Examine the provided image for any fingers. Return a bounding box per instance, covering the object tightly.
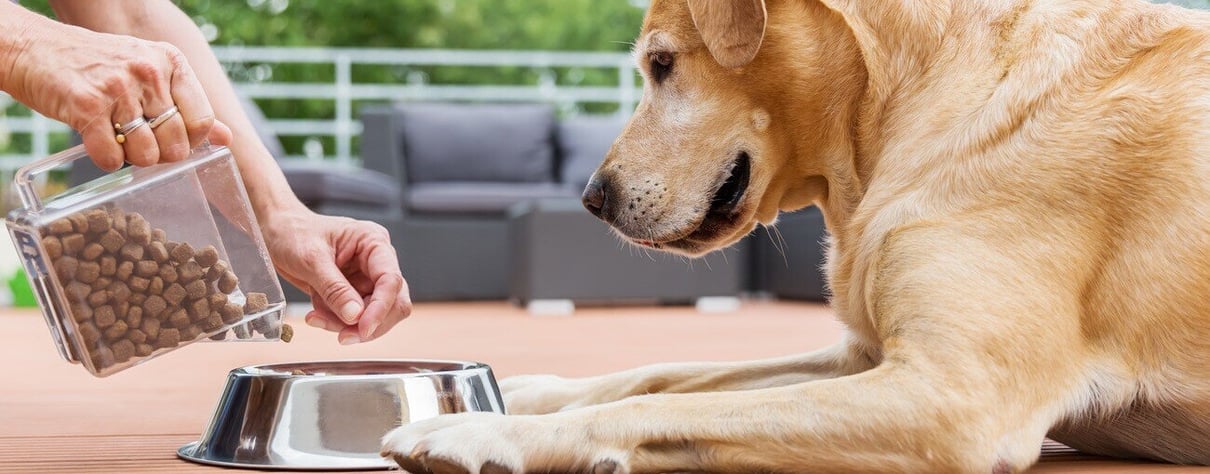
[353,237,410,341]
[163,45,216,148]
[80,116,125,172]
[307,255,368,326]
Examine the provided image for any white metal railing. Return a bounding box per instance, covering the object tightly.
[0,46,640,171]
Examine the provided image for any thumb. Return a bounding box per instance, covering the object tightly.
[305,261,364,325]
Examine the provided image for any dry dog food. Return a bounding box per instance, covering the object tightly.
[42,205,275,371]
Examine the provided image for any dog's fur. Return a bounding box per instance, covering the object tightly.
[382,0,1210,471]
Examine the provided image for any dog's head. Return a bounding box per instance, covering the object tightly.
[584,0,858,256]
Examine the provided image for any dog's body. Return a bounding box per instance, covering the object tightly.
[383,0,1210,471]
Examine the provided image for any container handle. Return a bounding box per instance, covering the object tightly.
[12,144,91,212]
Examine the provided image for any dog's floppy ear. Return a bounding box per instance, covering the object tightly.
[687,0,767,68]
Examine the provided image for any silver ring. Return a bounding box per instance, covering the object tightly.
[113,116,148,144]
[146,105,179,129]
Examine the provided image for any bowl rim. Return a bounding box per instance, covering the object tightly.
[234,358,492,378]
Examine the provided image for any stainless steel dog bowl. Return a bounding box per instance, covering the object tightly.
[178,359,505,470]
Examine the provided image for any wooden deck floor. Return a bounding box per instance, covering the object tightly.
[0,301,1205,473]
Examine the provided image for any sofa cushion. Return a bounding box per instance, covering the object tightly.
[409,182,576,214]
[557,116,626,192]
[398,103,556,184]
[279,161,402,209]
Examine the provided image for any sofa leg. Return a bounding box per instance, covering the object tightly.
[527,299,576,316]
[695,296,741,313]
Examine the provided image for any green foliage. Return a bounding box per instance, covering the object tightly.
[176,0,643,51]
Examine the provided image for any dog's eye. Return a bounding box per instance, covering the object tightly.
[649,52,674,83]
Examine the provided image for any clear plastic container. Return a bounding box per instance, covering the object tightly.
[5,144,286,377]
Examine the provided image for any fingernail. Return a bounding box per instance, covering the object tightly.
[362,320,381,340]
[339,333,361,345]
[305,315,325,329]
[340,301,362,323]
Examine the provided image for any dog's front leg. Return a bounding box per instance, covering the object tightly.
[382,225,1093,473]
[502,338,876,414]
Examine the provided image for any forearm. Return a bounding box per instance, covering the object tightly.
[49,0,305,218]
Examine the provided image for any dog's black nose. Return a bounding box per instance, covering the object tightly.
[582,176,608,220]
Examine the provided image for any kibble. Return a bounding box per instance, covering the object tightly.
[135,260,158,278]
[68,214,88,234]
[127,214,151,245]
[195,245,219,267]
[111,339,135,363]
[143,295,168,318]
[65,281,91,301]
[280,324,294,343]
[103,320,128,341]
[81,243,104,261]
[126,306,143,328]
[85,209,110,234]
[141,318,160,340]
[178,261,203,283]
[79,322,101,347]
[42,206,274,372]
[70,303,92,323]
[206,261,228,282]
[94,305,116,328]
[156,328,180,349]
[148,277,164,296]
[76,262,100,284]
[158,265,178,284]
[119,243,144,262]
[170,242,193,264]
[55,257,79,284]
[148,241,169,263]
[185,280,208,300]
[42,236,62,259]
[163,283,186,306]
[116,261,134,280]
[188,298,210,321]
[99,256,116,277]
[219,302,243,324]
[62,234,85,255]
[244,292,268,313]
[217,271,238,294]
[127,328,147,345]
[128,276,149,293]
[99,229,125,253]
[87,290,109,307]
[48,219,73,235]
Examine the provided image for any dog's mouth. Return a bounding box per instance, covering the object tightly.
[634,152,751,253]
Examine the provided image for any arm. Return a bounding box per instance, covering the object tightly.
[48,0,412,343]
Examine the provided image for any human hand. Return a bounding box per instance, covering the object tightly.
[1,13,230,171]
[261,207,412,344]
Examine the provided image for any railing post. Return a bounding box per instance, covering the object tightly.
[31,113,49,160]
[617,59,636,119]
[335,53,353,165]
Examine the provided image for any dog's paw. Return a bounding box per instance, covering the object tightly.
[499,374,590,414]
[380,412,629,474]
[381,412,523,474]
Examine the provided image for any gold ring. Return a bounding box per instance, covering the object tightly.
[113,116,148,144]
[146,105,179,129]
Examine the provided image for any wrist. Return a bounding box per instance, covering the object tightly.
[0,4,41,95]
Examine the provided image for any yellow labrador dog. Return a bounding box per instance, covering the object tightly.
[383,0,1210,471]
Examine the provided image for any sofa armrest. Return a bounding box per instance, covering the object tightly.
[359,104,411,208]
